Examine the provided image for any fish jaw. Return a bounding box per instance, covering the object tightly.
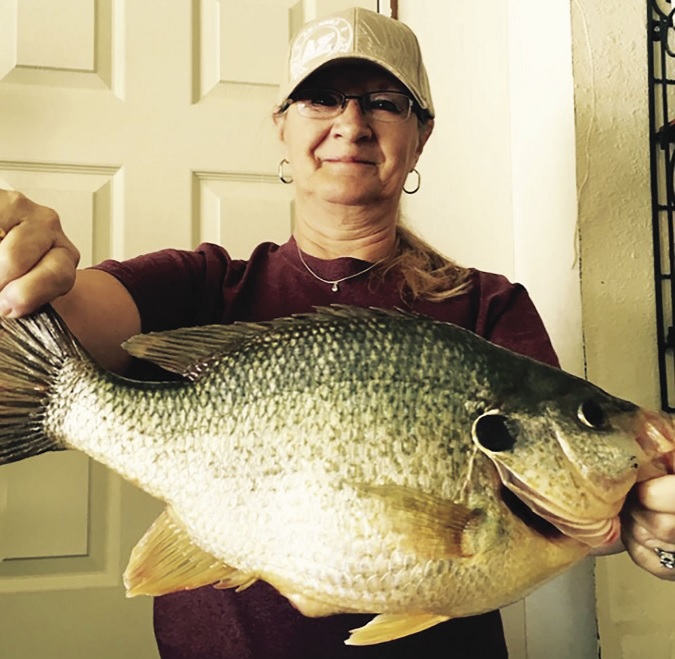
[633,409,675,481]
[493,462,623,547]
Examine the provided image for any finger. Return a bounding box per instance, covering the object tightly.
[0,194,78,284]
[623,533,675,580]
[624,481,675,546]
[635,475,675,514]
[0,192,57,247]
[630,509,675,545]
[0,246,78,317]
[626,510,675,548]
[0,190,33,227]
[0,233,53,289]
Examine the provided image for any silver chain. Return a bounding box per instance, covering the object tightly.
[296,246,380,292]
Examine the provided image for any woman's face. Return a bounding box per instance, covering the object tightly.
[276,62,433,210]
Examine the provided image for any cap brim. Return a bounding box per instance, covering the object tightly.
[279,56,433,116]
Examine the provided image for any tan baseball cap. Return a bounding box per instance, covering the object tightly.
[280,7,434,118]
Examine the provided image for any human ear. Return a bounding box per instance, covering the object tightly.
[409,119,434,171]
[273,111,286,144]
[416,119,434,156]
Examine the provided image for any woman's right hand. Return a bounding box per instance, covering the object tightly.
[0,189,80,317]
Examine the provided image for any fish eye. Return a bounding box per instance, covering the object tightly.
[577,399,608,430]
[472,413,517,453]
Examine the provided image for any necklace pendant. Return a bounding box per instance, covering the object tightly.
[331,282,339,292]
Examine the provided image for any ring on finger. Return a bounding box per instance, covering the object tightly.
[654,547,675,569]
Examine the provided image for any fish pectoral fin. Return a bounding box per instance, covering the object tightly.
[124,506,249,597]
[346,613,451,646]
[355,483,486,558]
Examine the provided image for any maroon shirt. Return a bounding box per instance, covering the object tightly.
[94,237,558,659]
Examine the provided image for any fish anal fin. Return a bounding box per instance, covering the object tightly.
[124,506,255,597]
[346,613,451,645]
[214,572,258,592]
[355,483,487,558]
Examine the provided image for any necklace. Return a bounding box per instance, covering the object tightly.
[297,245,381,292]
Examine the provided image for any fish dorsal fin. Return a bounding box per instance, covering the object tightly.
[121,306,426,378]
[124,506,256,596]
[354,483,488,559]
[122,323,267,378]
[346,613,451,645]
[301,305,422,321]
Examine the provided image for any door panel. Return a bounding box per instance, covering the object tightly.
[0,1,377,657]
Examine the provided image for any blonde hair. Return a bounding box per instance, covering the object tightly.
[374,223,472,302]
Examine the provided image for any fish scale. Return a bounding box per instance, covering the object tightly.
[0,305,673,645]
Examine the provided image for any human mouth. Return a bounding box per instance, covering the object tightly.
[322,156,377,166]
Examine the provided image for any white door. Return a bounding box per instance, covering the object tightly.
[0,1,379,657]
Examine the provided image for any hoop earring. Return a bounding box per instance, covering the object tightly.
[403,168,421,194]
[278,158,293,184]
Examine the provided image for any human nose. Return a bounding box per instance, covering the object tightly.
[331,99,372,140]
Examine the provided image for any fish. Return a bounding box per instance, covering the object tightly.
[0,304,672,645]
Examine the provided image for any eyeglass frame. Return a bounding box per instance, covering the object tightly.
[278,89,431,124]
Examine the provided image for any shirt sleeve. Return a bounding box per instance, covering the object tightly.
[472,271,560,368]
[90,243,237,332]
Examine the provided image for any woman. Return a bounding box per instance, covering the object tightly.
[0,7,672,659]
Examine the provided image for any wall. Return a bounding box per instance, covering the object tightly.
[399,1,596,658]
[571,0,675,656]
[398,0,584,369]
[402,0,671,656]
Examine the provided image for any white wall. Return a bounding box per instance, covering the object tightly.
[571,0,675,657]
[399,1,597,658]
[399,1,515,278]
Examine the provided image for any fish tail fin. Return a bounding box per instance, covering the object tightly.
[0,305,86,464]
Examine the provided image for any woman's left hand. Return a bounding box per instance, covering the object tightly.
[621,474,675,580]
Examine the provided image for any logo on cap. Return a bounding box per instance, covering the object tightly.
[290,17,354,81]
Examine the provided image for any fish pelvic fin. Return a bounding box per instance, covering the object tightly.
[124,506,256,597]
[354,483,488,558]
[346,613,451,646]
[0,305,84,463]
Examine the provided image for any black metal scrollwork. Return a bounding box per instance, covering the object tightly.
[649,0,675,410]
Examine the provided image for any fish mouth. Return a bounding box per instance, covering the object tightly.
[634,409,675,479]
[495,465,621,547]
[500,486,564,541]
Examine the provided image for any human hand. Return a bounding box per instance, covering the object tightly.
[0,189,80,317]
[621,473,675,580]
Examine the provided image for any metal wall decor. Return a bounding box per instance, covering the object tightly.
[649,0,675,410]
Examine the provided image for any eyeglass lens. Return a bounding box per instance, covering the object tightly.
[291,90,413,122]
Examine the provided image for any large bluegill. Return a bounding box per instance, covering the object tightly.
[0,306,672,645]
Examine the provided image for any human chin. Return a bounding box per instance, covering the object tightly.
[316,177,382,205]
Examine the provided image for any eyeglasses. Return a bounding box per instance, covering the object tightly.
[280,89,419,123]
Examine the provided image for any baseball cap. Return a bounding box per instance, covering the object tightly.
[279,7,434,119]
